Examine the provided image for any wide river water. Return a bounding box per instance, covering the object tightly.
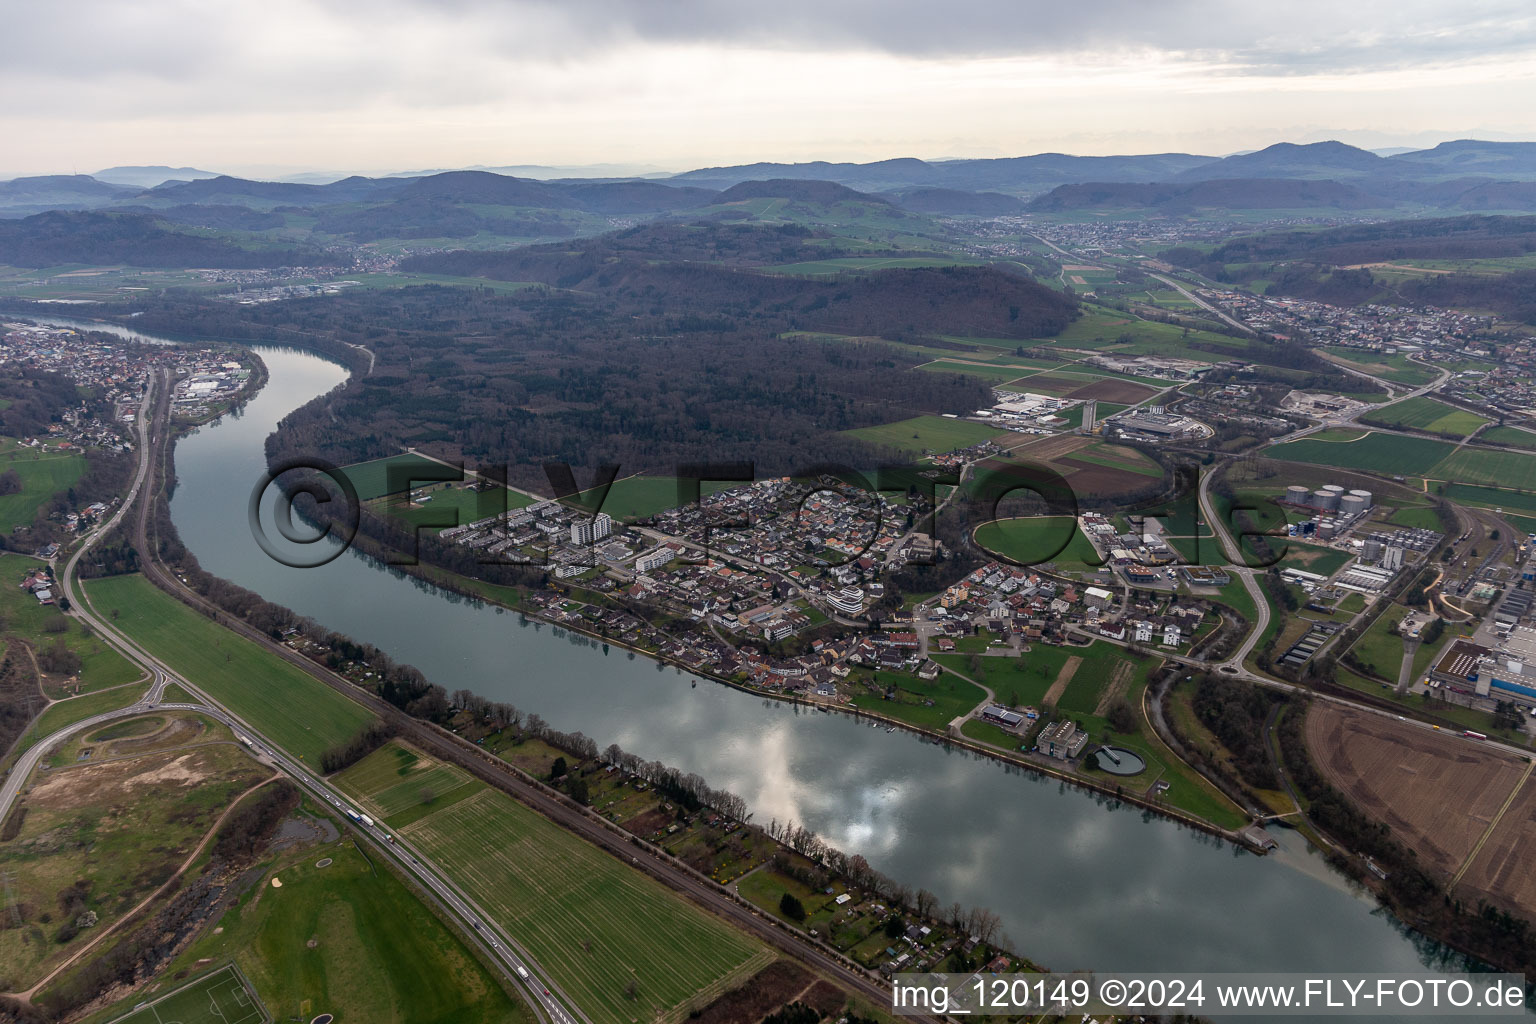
[44,323,1486,989]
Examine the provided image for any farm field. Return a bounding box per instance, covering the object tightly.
[0,446,86,532]
[1456,770,1536,919]
[371,771,769,1024]
[333,741,478,821]
[843,415,1006,455]
[1266,432,1457,476]
[1480,426,1536,451]
[1431,447,1536,489]
[83,574,377,763]
[1360,396,1489,437]
[917,360,1032,382]
[1304,704,1527,879]
[339,453,462,501]
[1440,483,1536,517]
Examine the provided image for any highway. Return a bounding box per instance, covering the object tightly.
[11,370,587,1024]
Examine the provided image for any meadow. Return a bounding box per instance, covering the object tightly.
[974,516,1103,568]
[0,445,85,531]
[83,574,377,763]
[843,415,1006,455]
[0,553,144,697]
[149,839,528,1024]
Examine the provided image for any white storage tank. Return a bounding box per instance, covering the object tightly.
[1312,489,1339,511]
[1349,488,1373,508]
[1285,485,1310,505]
[1340,494,1369,517]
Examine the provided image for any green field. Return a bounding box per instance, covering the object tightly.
[339,453,462,501]
[378,481,536,532]
[1349,606,1409,681]
[1320,348,1439,386]
[389,781,769,1024]
[1431,447,1536,489]
[1441,483,1536,517]
[1267,432,1457,476]
[333,742,477,820]
[1480,426,1536,451]
[974,516,1103,568]
[917,360,1033,382]
[844,415,1006,455]
[82,574,376,763]
[850,669,988,729]
[1361,396,1490,437]
[0,446,86,532]
[143,838,528,1024]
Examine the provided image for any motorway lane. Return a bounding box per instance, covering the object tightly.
[39,370,583,1024]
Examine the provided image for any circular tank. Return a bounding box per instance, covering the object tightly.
[1285,485,1310,504]
[1311,489,1339,511]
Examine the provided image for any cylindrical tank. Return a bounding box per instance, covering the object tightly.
[1340,494,1369,517]
[1349,489,1373,508]
[1363,538,1384,560]
[1312,489,1339,511]
[1318,520,1337,539]
[1323,484,1346,494]
[1285,485,1310,505]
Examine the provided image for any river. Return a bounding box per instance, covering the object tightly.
[45,323,1483,985]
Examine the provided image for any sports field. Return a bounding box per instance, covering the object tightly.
[395,785,769,1024]
[83,574,377,763]
[1360,396,1489,437]
[1266,431,1457,476]
[107,964,268,1024]
[844,415,1006,455]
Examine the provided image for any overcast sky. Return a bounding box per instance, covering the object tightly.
[5,0,1535,178]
